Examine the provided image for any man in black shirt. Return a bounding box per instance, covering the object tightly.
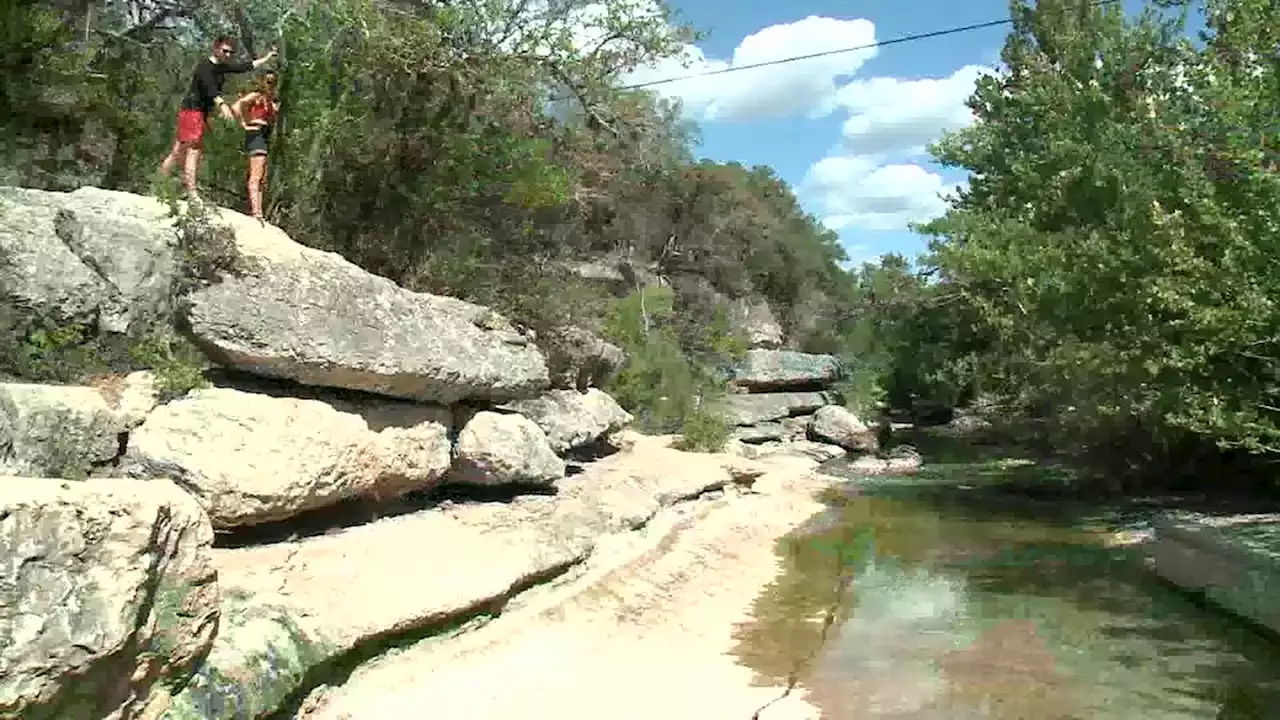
[159,36,277,198]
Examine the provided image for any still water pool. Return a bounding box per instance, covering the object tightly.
[733,461,1280,719]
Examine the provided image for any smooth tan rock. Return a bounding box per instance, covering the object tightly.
[120,387,451,528]
[211,436,770,656]
[451,410,565,485]
[809,405,879,453]
[501,388,633,453]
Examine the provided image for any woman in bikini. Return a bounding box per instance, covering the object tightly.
[232,71,279,222]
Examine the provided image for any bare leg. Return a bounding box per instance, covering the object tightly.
[247,155,268,220]
[182,146,202,198]
[159,140,186,176]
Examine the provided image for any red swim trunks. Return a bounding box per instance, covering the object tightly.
[176,108,207,144]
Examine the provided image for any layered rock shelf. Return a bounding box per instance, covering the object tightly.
[722,349,879,459]
[0,187,868,720]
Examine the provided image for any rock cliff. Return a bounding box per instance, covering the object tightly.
[0,187,863,719]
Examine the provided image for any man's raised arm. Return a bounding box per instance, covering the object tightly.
[226,48,277,74]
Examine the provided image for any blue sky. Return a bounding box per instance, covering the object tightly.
[620,0,1194,267]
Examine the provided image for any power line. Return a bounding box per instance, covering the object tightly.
[619,0,1122,91]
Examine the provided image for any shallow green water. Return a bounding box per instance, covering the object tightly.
[732,460,1280,719]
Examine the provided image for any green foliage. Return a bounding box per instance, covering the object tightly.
[673,406,730,453]
[152,180,254,295]
[126,334,209,402]
[819,0,1280,488]
[0,320,106,383]
[603,285,736,440]
[0,312,206,401]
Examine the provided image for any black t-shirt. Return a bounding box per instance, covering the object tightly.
[180,57,254,114]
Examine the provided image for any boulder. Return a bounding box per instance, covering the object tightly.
[120,387,452,528]
[164,590,336,720]
[0,477,218,720]
[727,438,847,463]
[0,382,122,478]
[1,186,553,405]
[501,388,632,453]
[809,405,879,453]
[731,422,787,444]
[183,211,549,405]
[209,434,766,661]
[452,410,565,485]
[721,391,835,426]
[777,416,809,441]
[100,370,161,430]
[730,297,784,349]
[543,326,626,391]
[732,350,842,392]
[0,186,177,336]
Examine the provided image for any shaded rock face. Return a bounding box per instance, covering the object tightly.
[0,382,121,478]
[809,405,879,453]
[452,410,566,486]
[0,187,177,336]
[165,590,335,720]
[732,350,842,392]
[543,326,626,391]
[501,388,633,453]
[0,477,218,720]
[183,212,550,406]
[731,421,787,444]
[119,387,453,529]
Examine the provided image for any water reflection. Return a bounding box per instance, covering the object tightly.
[733,485,1280,719]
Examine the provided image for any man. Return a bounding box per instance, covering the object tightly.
[159,36,277,198]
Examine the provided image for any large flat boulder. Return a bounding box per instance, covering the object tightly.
[732,350,842,392]
[721,391,835,426]
[210,435,770,656]
[183,211,550,405]
[119,387,452,528]
[0,477,218,720]
[0,186,177,335]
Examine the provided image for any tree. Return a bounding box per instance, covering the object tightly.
[916,0,1280,485]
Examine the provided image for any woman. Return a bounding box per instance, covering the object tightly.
[232,71,279,222]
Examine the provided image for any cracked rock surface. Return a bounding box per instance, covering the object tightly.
[0,477,218,720]
[293,448,833,720]
[0,186,177,335]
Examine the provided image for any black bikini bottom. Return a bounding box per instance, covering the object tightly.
[244,127,271,155]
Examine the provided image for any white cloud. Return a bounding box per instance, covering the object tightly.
[800,64,991,232]
[602,8,990,234]
[622,16,878,122]
[833,64,993,157]
[805,158,957,232]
